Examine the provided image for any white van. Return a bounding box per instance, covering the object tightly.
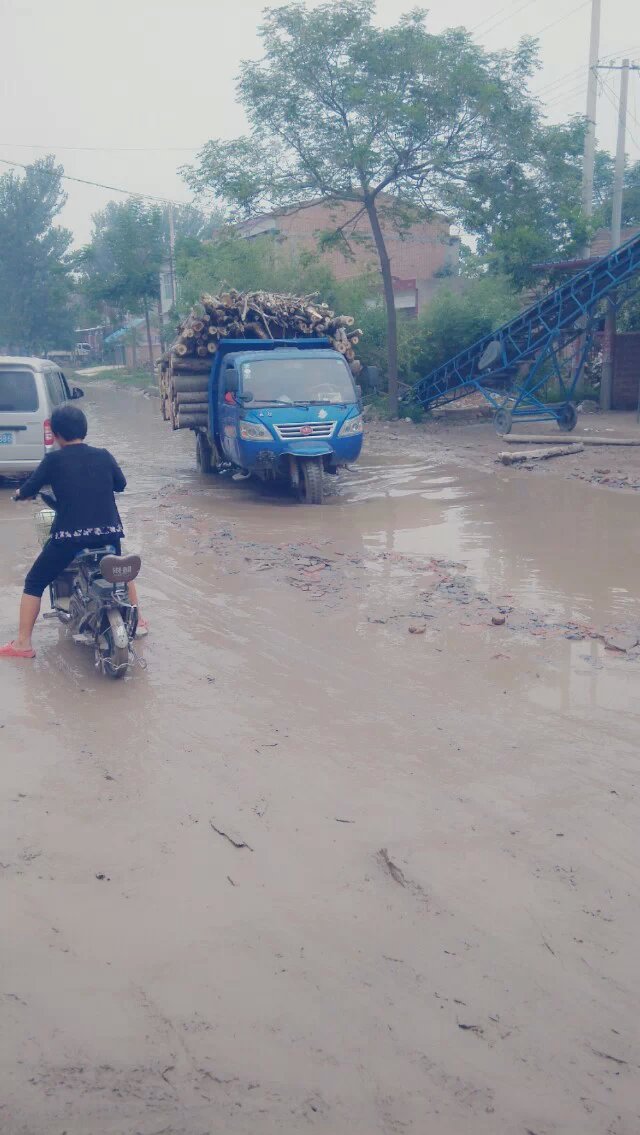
[0,357,84,480]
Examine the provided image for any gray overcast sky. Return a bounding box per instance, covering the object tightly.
[1,0,639,244]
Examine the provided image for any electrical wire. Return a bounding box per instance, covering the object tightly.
[0,142,200,154]
[470,0,534,34]
[542,85,585,110]
[629,82,640,147]
[531,0,591,41]
[544,82,588,109]
[534,63,584,97]
[533,46,640,99]
[473,0,588,44]
[473,0,537,39]
[598,74,640,154]
[0,156,187,206]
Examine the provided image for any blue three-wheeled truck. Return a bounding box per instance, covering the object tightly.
[193,338,364,504]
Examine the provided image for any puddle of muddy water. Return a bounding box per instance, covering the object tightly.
[81,382,640,642]
[344,452,640,629]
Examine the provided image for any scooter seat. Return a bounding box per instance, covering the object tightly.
[100,553,141,584]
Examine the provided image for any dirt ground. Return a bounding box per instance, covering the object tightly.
[387,400,640,490]
[1,383,639,1135]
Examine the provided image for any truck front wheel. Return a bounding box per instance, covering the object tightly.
[298,458,324,504]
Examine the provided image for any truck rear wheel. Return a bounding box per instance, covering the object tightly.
[196,432,213,474]
[299,458,324,504]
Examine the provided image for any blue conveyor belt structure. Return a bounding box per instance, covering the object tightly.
[411,230,640,432]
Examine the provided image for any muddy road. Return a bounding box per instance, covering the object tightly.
[1,382,639,1135]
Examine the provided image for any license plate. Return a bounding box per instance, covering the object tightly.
[0,431,13,445]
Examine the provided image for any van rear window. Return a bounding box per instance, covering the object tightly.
[0,370,39,412]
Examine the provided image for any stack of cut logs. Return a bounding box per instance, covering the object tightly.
[158,290,363,430]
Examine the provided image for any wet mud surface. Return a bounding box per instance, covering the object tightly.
[1,383,639,1134]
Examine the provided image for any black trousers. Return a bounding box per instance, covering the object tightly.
[24,537,122,598]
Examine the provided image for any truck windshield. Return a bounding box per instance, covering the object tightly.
[240,357,355,406]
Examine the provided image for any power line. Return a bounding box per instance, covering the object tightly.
[473,0,587,43]
[629,100,640,142]
[470,0,534,34]
[533,46,640,99]
[472,0,536,38]
[598,73,640,153]
[545,82,588,109]
[534,63,584,97]
[532,0,591,41]
[0,142,200,154]
[0,156,188,206]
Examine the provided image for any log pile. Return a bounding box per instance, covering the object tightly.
[158,290,363,430]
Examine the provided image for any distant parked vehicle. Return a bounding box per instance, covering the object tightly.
[0,356,84,480]
[47,350,74,365]
[73,343,93,364]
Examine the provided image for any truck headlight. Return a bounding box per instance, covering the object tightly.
[239,420,272,441]
[338,413,364,437]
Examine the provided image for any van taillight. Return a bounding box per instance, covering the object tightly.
[44,420,54,447]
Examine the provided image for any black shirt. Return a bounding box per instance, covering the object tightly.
[18,443,126,542]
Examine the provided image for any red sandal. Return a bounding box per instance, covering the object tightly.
[0,641,36,659]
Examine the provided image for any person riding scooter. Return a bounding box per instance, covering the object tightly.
[0,404,147,660]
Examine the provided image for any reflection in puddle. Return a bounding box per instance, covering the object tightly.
[346,453,640,630]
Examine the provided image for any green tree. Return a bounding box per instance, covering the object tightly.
[0,157,74,353]
[596,158,640,229]
[468,140,640,289]
[181,0,543,415]
[82,200,164,365]
[466,119,593,288]
[171,202,220,242]
[175,226,365,308]
[412,276,520,378]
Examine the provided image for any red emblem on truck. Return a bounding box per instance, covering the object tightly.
[300,425,312,436]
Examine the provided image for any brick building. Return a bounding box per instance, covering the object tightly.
[236,198,460,315]
[592,228,640,408]
[612,333,640,410]
[590,225,640,257]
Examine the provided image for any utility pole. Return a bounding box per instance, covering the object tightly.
[600,59,631,411]
[573,0,600,390]
[581,0,601,245]
[168,203,177,308]
[610,60,630,248]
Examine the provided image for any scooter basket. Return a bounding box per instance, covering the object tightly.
[34,508,56,547]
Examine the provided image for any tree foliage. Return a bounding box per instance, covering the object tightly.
[0,157,74,353]
[412,277,520,377]
[596,157,640,229]
[466,119,591,287]
[175,227,373,310]
[82,199,164,318]
[182,0,544,413]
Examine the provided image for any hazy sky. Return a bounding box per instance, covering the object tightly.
[1,0,639,244]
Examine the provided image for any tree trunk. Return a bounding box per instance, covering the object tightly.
[143,298,154,371]
[131,326,137,371]
[364,196,399,417]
